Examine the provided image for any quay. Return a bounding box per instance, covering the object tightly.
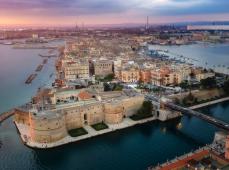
[13,45,57,49]
[39,54,57,58]
[35,64,43,72]
[149,146,211,170]
[0,110,14,124]
[15,116,157,149]
[25,74,37,84]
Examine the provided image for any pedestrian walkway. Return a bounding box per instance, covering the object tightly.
[15,116,157,149]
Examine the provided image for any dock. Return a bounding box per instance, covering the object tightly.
[39,54,57,58]
[35,64,43,72]
[13,45,57,49]
[25,74,37,84]
[0,110,15,123]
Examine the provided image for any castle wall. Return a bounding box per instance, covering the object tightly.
[64,102,104,130]
[14,109,30,125]
[122,95,144,117]
[15,93,145,144]
[29,112,67,143]
[104,102,123,124]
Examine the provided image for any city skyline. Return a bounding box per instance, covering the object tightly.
[1,0,229,27]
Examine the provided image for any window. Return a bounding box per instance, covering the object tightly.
[84,114,87,120]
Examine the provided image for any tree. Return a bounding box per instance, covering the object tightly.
[104,83,111,91]
[223,80,229,95]
[179,80,189,90]
[104,74,114,82]
[200,77,216,89]
[138,101,153,115]
[113,84,123,91]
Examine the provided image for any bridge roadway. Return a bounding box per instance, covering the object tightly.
[0,110,15,124]
[164,102,229,131]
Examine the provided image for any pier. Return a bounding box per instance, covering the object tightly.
[25,74,37,84]
[39,54,57,58]
[13,45,57,49]
[0,110,15,123]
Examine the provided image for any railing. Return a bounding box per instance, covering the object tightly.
[164,102,229,131]
[0,109,15,123]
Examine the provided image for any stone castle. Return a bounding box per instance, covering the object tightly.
[14,88,144,144]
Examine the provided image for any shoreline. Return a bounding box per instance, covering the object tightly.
[15,116,158,149]
[14,97,229,149]
[189,96,229,110]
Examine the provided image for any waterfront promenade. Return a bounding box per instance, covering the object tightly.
[149,146,210,170]
[189,96,229,110]
[15,116,157,149]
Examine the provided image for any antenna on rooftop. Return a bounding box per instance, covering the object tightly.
[75,21,79,32]
[146,16,149,30]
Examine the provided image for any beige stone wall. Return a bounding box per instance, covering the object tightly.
[121,69,140,83]
[65,111,83,130]
[122,95,144,117]
[17,93,144,144]
[64,62,89,80]
[64,102,104,130]
[94,61,113,77]
[29,112,67,143]
[104,102,123,124]
[14,109,30,125]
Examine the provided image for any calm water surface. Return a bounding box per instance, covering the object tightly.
[149,43,229,73]
[0,43,229,170]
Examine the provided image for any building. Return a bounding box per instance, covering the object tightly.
[119,66,140,83]
[193,68,215,82]
[225,136,229,160]
[14,89,144,143]
[140,69,151,83]
[93,60,113,77]
[63,60,90,81]
[187,25,229,31]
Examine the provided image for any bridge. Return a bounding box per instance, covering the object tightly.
[146,95,229,131]
[164,102,229,131]
[0,110,15,124]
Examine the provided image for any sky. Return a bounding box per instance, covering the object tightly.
[0,0,229,27]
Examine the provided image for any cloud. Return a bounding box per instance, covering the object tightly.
[0,0,229,24]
